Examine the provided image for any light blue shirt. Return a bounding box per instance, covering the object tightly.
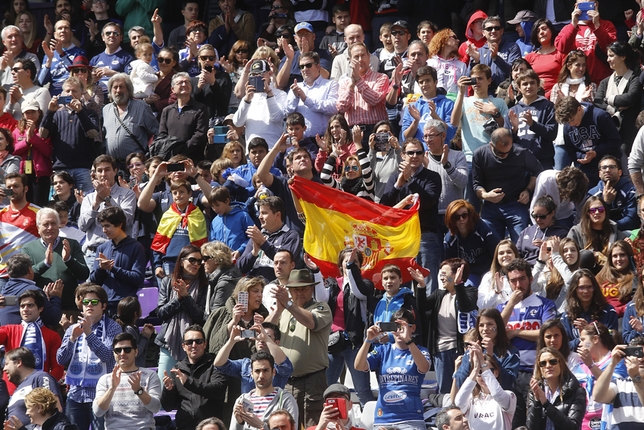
[285,75,339,138]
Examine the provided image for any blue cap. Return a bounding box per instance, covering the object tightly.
[294,22,314,33]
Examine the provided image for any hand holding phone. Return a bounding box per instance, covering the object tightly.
[238,291,248,312]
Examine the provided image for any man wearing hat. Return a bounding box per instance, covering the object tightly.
[378,20,411,78]
[266,268,332,429]
[276,22,331,90]
[507,10,537,56]
[311,384,363,430]
[7,58,51,121]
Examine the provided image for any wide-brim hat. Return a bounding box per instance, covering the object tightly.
[68,55,93,70]
[285,269,319,287]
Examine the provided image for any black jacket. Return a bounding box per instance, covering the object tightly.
[160,353,228,430]
[417,282,478,356]
[327,261,376,346]
[158,98,209,162]
[20,411,77,430]
[526,372,587,430]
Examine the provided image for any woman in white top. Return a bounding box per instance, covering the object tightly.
[427,28,467,95]
[478,239,518,310]
[454,343,516,430]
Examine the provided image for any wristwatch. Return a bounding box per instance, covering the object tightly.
[634,375,643,383]
[443,162,452,170]
[405,339,414,346]
[285,300,293,309]
[492,111,502,119]
[134,387,144,395]
[103,195,111,203]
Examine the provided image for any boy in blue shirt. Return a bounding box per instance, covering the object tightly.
[208,186,255,261]
[355,308,431,430]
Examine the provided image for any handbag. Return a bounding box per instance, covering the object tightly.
[328,330,347,355]
[113,103,149,155]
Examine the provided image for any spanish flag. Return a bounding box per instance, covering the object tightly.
[151,202,208,255]
[289,176,425,289]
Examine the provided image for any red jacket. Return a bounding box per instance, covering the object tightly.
[554,20,617,85]
[0,324,63,395]
[12,128,53,178]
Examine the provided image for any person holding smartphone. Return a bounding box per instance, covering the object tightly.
[313,384,358,430]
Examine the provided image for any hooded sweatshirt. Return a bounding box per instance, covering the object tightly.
[516,21,535,56]
[458,11,489,64]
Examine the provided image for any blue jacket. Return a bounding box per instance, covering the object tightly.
[400,95,456,145]
[216,356,293,393]
[444,218,501,279]
[516,21,535,57]
[561,304,618,350]
[0,278,61,326]
[209,204,255,253]
[454,345,521,390]
[504,96,557,168]
[90,236,146,303]
[622,300,644,343]
[222,163,282,195]
[588,176,638,231]
[89,49,134,95]
[472,38,521,90]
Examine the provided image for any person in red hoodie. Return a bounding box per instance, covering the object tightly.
[458,11,488,65]
[554,0,617,84]
[0,289,64,395]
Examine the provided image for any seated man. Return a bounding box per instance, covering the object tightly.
[161,324,228,430]
[314,383,364,430]
[214,322,293,393]
[355,308,431,430]
[229,351,298,430]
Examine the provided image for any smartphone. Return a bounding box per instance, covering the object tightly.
[325,398,348,419]
[241,329,257,339]
[578,2,594,20]
[625,346,644,357]
[249,75,265,92]
[204,65,213,73]
[241,398,254,414]
[238,291,248,312]
[3,188,12,197]
[58,95,73,104]
[467,77,477,85]
[379,322,399,332]
[374,132,390,152]
[3,296,18,306]
[167,163,185,172]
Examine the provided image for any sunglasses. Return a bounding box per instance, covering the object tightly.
[128,162,144,169]
[237,49,249,54]
[299,62,316,70]
[492,145,512,156]
[200,55,215,61]
[391,30,408,36]
[82,299,100,306]
[538,358,559,367]
[344,165,359,172]
[405,150,424,156]
[11,67,22,72]
[452,212,469,221]
[185,257,203,265]
[183,338,205,345]
[588,207,605,215]
[104,31,120,36]
[485,25,502,32]
[113,347,133,354]
[157,57,173,64]
[202,255,213,262]
[277,33,291,39]
[531,212,551,220]
[73,68,90,73]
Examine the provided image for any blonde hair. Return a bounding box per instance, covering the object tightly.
[232,277,265,298]
[252,46,280,70]
[25,387,58,416]
[220,141,247,166]
[135,42,153,57]
[201,241,233,268]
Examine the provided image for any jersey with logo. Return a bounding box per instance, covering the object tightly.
[497,293,556,370]
[367,343,431,424]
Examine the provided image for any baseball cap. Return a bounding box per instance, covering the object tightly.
[391,20,409,30]
[21,100,40,113]
[294,22,314,33]
[507,10,537,24]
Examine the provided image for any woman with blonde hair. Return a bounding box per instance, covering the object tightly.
[222,40,253,112]
[201,241,241,313]
[16,11,40,54]
[4,386,74,430]
[219,140,246,169]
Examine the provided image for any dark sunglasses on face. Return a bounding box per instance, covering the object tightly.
[344,165,359,172]
[105,31,120,36]
[485,26,502,32]
[391,30,407,36]
[157,57,173,64]
[202,255,213,262]
[113,347,133,354]
[185,257,203,265]
[531,212,551,220]
[299,62,316,70]
[452,212,469,221]
[82,299,100,306]
[538,358,559,367]
[405,150,424,156]
[200,55,215,61]
[237,49,249,54]
[277,33,291,39]
[588,207,605,215]
[183,338,205,345]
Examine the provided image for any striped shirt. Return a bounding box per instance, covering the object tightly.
[250,390,277,420]
[336,69,389,126]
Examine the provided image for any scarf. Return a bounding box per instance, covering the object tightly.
[561,77,587,101]
[162,276,201,360]
[65,316,107,388]
[151,202,208,255]
[605,70,633,115]
[20,318,45,371]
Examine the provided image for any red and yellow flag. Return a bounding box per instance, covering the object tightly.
[289,176,426,289]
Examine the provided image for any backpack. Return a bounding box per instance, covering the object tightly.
[148,135,185,161]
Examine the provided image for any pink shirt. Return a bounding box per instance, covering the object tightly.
[336,69,389,126]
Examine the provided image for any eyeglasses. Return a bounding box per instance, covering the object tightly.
[492,145,512,157]
[183,338,205,345]
[484,25,502,32]
[599,164,618,170]
[276,33,291,39]
[391,30,408,36]
[299,62,316,69]
[237,49,249,54]
[452,212,469,221]
[10,67,22,72]
[531,212,552,220]
[190,29,205,34]
[157,57,173,64]
[200,55,215,61]
[128,162,144,169]
[344,165,359,172]
[538,358,559,367]
[104,31,120,36]
[588,207,605,215]
[184,257,203,265]
[202,255,213,262]
[73,68,90,73]
[405,150,424,156]
[82,299,100,306]
[113,346,133,354]
[423,133,441,140]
